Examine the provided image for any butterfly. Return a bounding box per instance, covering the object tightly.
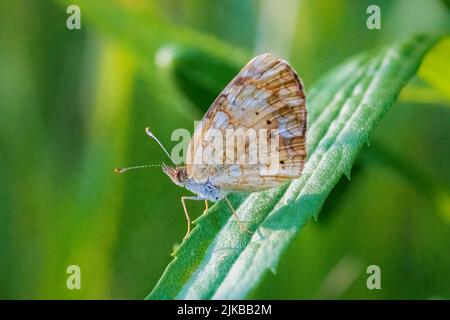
[115,53,307,240]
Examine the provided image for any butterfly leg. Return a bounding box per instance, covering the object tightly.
[203,200,209,214]
[224,196,252,235]
[181,196,201,240]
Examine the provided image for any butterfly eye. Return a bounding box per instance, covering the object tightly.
[176,169,186,183]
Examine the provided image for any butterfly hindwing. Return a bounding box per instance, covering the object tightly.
[186,53,307,191]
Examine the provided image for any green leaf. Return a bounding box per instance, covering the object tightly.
[147,34,441,300]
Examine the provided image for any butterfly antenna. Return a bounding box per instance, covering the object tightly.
[114,164,161,174]
[145,127,175,165]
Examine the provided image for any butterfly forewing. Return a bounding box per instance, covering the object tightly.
[186,53,307,191]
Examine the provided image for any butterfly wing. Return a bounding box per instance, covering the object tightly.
[186,53,307,191]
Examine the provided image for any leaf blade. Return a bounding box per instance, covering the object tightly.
[147,34,441,300]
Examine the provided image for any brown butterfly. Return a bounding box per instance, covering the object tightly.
[116,53,307,240]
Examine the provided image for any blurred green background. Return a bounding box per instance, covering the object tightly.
[0,0,449,299]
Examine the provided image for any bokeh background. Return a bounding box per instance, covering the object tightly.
[0,0,449,299]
